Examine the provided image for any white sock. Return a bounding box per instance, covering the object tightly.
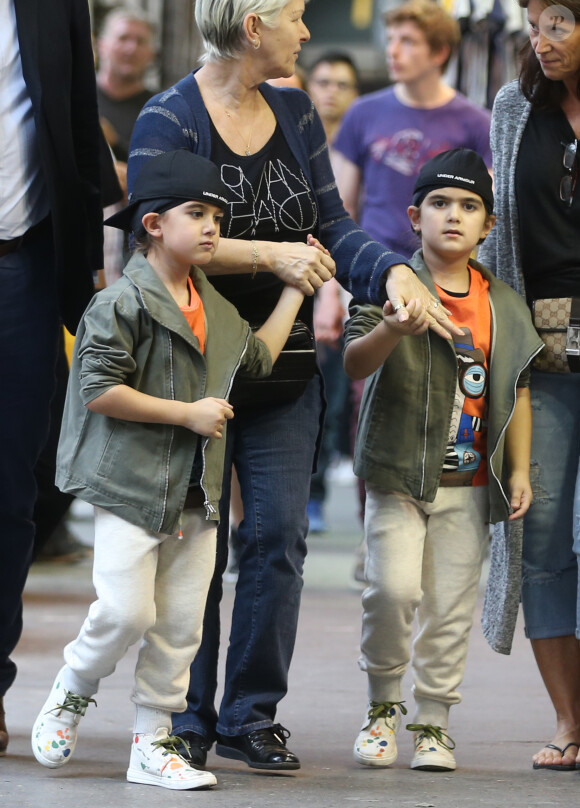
[62,666,98,699]
[133,706,172,736]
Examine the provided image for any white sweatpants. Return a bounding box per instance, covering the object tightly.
[63,506,216,716]
[360,484,489,728]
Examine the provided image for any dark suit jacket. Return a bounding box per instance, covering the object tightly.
[14,0,107,333]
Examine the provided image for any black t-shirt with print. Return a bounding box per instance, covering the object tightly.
[517,108,580,302]
[209,120,318,327]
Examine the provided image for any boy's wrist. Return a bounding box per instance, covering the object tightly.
[171,399,192,429]
[380,317,400,339]
[283,285,305,303]
[508,468,530,484]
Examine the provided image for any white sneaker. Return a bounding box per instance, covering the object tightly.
[353,701,406,767]
[31,666,96,768]
[408,723,457,771]
[126,728,217,790]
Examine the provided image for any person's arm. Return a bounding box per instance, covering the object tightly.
[302,97,463,340]
[127,90,335,296]
[206,237,336,296]
[86,387,234,439]
[253,285,305,362]
[314,278,345,348]
[79,294,233,439]
[344,298,428,379]
[69,0,104,231]
[504,386,533,521]
[128,87,456,335]
[332,152,361,221]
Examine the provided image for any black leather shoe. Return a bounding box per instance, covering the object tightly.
[175,730,212,769]
[216,724,300,770]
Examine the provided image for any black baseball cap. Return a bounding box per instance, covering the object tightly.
[412,148,494,214]
[105,149,229,234]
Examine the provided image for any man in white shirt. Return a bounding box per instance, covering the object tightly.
[0,0,106,755]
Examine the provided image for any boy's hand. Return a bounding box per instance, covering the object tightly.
[307,233,331,256]
[508,471,533,520]
[183,398,234,438]
[382,298,429,336]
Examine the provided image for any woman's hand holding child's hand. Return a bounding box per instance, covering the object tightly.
[382,298,429,336]
[267,234,335,296]
[306,233,331,257]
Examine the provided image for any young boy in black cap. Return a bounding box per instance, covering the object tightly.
[30,150,307,790]
[343,148,543,772]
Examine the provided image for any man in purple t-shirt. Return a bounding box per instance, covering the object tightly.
[333,0,492,259]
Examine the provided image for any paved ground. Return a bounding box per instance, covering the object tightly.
[2,467,579,807]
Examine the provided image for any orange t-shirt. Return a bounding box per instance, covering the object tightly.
[436,266,491,487]
[179,276,206,354]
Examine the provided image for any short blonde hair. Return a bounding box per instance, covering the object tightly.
[384,0,460,71]
[195,0,295,62]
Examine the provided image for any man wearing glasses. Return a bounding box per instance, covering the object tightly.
[307,52,360,164]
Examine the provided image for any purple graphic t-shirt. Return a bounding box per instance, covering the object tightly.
[334,87,492,258]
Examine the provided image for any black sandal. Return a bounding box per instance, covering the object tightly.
[532,741,580,770]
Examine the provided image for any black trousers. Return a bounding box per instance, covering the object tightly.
[0,220,60,696]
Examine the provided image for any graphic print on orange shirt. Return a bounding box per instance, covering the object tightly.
[437,266,491,486]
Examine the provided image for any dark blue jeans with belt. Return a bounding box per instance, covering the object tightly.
[172,375,322,739]
[0,220,60,697]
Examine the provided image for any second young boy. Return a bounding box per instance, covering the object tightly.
[344,148,543,771]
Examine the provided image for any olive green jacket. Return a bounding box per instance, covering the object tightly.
[344,251,544,524]
[56,253,272,534]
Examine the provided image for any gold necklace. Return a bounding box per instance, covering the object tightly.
[223,94,257,156]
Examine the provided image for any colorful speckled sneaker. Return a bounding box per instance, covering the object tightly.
[127,728,217,790]
[353,701,407,766]
[31,666,96,768]
[407,723,456,771]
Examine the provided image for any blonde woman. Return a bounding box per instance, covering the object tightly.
[129,0,459,772]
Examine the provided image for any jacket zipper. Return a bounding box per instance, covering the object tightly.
[159,333,175,533]
[419,338,432,500]
[487,297,544,511]
[199,329,252,519]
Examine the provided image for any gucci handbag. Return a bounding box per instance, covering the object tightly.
[532,297,580,373]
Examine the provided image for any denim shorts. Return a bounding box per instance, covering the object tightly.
[521,371,580,639]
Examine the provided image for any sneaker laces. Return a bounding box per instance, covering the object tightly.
[406,723,456,750]
[151,734,189,757]
[368,700,408,731]
[47,691,96,718]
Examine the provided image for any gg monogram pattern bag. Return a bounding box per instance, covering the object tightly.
[532,298,580,373]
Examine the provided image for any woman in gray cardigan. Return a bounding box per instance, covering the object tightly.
[478,0,580,772]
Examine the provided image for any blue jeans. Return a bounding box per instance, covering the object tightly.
[0,220,60,696]
[172,375,323,738]
[521,371,580,639]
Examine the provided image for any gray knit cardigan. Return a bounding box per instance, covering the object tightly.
[478,81,532,654]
